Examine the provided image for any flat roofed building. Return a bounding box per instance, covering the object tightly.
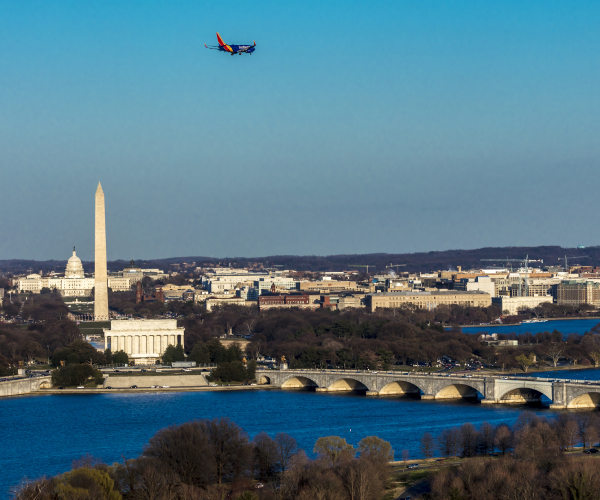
[365,290,491,312]
[297,280,358,292]
[557,280,600,307]
[454,276,496,297]
[103,319,184,365]
[491,296,553,315]
[258,292,317,311]
[205,296,252,312]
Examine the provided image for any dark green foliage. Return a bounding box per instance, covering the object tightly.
[247,360,257,380]
[162,344,185,364]
[52,340,105,366]
[209,361,249,383]
[52,364,103,386]
[112,350,129,365]
[188,342,210,364]
[104,348,113,364]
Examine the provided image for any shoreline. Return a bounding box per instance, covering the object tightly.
[455,316,600,329]
[12,384,278,398]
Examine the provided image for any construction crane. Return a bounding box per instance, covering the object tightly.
[386,263,407,269]
[480,256,543,297]
[559,255,589,272]
[349,264,376,274]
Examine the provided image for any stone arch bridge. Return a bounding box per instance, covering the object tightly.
[261,370,600,409]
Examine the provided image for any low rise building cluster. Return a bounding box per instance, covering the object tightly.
[12,253,600,316]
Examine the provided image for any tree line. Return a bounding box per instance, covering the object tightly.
[183,304,600,372]
[425,411,600,499]
[418,410,600,461]
[13,418,393,500]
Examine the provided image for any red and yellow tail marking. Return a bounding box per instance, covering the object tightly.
[216,32,233,52]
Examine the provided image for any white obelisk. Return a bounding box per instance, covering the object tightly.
[94,183,109,320]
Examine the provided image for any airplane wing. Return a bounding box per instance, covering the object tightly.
[204,44,221,50]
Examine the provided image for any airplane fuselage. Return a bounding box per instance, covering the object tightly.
[220,44,256,54]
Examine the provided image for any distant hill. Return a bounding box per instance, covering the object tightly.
[1,246,597,274]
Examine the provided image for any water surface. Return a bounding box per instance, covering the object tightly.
[1,388,596,498]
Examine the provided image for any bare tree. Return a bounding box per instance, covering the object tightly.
[479,422,495,456]
[401,449,410,464]
[339,457,384,500]
[542,343,564,367]
[253,432,278,481]
[494,425,512,455]
[420,432,435,459]
[275,432,299,473]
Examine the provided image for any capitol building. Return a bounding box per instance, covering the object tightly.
[18,248,96,297]
[18,248,166,296]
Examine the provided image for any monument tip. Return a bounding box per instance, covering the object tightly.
[96,182,104,194]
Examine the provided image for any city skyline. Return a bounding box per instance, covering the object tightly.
[2,1,600,261]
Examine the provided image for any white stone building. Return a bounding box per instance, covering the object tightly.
[103,319,184,364]
[18,249,95,297]
[491,296,553,315]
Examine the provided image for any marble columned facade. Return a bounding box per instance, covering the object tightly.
[103,319,184,364]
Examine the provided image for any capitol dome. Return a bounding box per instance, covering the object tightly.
[65,247,85,278]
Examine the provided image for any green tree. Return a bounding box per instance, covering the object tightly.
[226,342,243,362]
[189,342,210,364]
[208,361,248,383]
[247,360,257,381]
[112,350,129,365]
[313,436,354,467]
[104,348,113,364]
[162,344,185,365]
[56,468,121,500]
[207,338,226,363]
[515,353,533,372]
[52,364,102,386]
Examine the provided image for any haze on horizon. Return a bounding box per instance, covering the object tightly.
[1,1,599,262]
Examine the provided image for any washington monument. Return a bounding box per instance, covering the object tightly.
[94,183,109,320]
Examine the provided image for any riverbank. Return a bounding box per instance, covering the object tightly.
[36,384,277,395]
[450,316,600,329]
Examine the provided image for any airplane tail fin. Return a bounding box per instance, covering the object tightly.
[253,40,256,46]
[216,32,226,46]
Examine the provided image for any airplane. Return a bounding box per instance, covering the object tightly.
[205,32,256,55]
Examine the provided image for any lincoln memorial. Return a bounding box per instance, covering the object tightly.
[103,319,184,364]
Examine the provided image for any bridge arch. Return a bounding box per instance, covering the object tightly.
[380,380,423,396]
[327,378,369,392]
[281,376,318,389]
[498,388,546,404]
[257,375,271,385]
[497,384,554,404]
[567,391,600,409]
[435,383,482,400]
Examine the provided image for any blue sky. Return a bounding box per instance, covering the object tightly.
[1,1,599,261]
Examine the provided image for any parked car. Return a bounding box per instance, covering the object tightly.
[77,386,85,389]
[161,385,170,388]
[58,386,65,390]
[182,368,191,372]
[254,483,264,489]
[106,386,113,389]
[407,464,420,469]
[150,385,158,388]
[130,385,138,389]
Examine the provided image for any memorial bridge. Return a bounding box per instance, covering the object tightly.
[261,369,600,409]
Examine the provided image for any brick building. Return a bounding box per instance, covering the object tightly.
[258,292,316,311]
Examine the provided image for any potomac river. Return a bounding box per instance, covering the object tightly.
[3,370,600,498]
